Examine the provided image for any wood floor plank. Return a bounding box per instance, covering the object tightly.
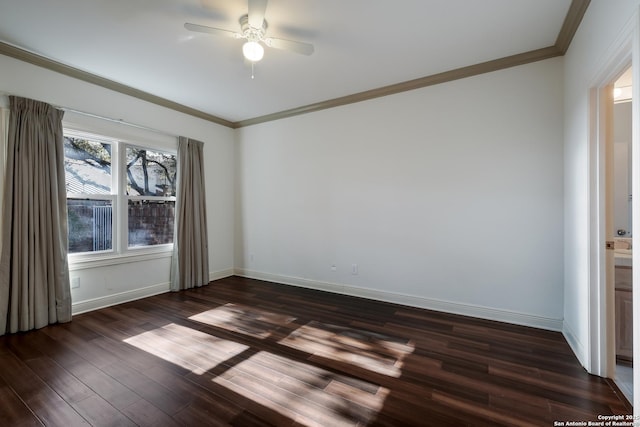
[119,398,181,427]
[184,371,298,426]
[0,351,90,426]
[64,360,141,412]
[0,376,43,427]
[0,276,631,426]
[12,330,143,417]
[173,398,243,427]
[70,394,136,427]
[100,361,190,416]
[25,355,92,401]
[41,324,122,369]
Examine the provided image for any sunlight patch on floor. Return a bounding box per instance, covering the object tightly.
[279,321,415,377]
[123,323,249,374]
[212,350,389,427]
[189,303,297,339]
[123,311,405,424]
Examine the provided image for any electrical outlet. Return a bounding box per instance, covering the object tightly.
[71,277,80,289]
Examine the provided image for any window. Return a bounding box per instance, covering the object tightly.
[125,146,176,248]
[64,130,176,257]
[65,134,114,253]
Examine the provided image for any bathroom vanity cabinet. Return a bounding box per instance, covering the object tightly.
[615,266,633,361]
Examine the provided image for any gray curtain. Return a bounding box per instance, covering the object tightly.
[0,107,9,256]
[0,96,71,335]
[170,136,209,291]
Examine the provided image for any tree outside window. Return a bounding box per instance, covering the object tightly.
[126,146,176,247]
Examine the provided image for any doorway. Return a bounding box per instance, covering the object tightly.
[586,11,640,411]
[612,67,633,402]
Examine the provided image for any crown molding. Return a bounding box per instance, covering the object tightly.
[0,41,235,129]
[0,0,589,130]
[555,0,591,54]
[236,0,590,128]
[235,46,563,128]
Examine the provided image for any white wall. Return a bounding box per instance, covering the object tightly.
[563,0,640,371]
[0,53,236,313]
[236,58,565,330]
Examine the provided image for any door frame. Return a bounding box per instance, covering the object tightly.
[589,78,616,378]
[588,10,639,407]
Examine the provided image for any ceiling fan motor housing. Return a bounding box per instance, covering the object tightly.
[240,14,267,42]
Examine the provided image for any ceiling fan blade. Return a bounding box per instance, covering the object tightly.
[265,37,314,55]
[184,22,242,39]
[248,0,267,28]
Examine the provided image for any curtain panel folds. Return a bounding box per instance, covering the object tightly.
[0,107,9,255]
[170,136,209,291]
[0,96,72,336]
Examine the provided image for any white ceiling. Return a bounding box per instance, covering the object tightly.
[0,0,574,124]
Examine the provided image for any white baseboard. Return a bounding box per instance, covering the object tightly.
[235,269,564,332]
[72,282,170,315]
[72,267,564,332]
[562,320,587,369]
[72,269,236,315]
[210,268,235,282]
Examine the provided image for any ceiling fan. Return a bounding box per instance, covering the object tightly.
[184,0,314,65]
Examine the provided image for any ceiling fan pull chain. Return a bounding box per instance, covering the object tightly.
[251,62,255,79]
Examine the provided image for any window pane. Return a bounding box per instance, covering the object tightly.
[64,136,111,194]
[128,200,175,247]
[126,147,176,196]
[67,199,113,253]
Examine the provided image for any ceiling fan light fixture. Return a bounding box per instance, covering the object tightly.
[243,41,264,62]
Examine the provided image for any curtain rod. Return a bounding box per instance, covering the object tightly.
[62,107,178,138]
[0,92,178,138]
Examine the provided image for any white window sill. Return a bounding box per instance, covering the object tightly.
[68,246,173,271]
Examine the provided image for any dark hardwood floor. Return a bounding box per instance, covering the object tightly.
[0,276,632,426]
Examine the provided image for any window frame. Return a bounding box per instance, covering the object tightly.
[64,128,177,269]
[121,143,177,252]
